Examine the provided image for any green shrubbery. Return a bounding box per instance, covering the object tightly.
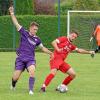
[55,0,73,15]
[55,0,100,15]
[0,15,66,49]
[15,0,34,15]
[0,14,100,50]
[73,0,100,10]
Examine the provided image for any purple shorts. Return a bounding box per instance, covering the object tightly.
[15,57,36,71]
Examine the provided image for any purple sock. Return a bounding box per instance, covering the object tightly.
[29,77,35,91]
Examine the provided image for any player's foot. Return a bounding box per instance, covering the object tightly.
[56,84,68,93]
[91,53,95,58]
[40,87,46,92]
[55,84,61,91]
[29,90,34,95]
[10,85,16,91]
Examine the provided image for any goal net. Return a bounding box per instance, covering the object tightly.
[67,10,100,50]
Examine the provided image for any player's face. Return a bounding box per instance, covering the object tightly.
[29,25,38,36]
[70,33,78,41]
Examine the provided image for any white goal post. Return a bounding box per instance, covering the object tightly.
[67,10,100,36]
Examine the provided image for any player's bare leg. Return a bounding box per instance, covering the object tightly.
[63,68,76,85]
[11,70,22,90]
[57,68,76,92]
[40,69,57,92]
[27,65,35,95]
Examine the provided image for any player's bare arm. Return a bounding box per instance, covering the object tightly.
[38,43,54,58]
[90,30,96,42]
[51,40,62,52]
[76,48,95,54]
[9,6,21,31]
[41,46,52,55]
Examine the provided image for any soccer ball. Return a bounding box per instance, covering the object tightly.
[57,84,68,93]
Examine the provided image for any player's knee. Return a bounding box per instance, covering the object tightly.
[29,71,35,77]
[70,72,76,78]
[50,69,57,76]
[28,66,35,77]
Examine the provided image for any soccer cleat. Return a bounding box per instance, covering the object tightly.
[59,85,68,93]
[91,53,95,58]
[29,90,34,95]
[40,87,46,92]
[56,84,68,93]
[56,85,61,91]
[10,85,16,91]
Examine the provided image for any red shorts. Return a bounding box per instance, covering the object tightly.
[50,58,71,73]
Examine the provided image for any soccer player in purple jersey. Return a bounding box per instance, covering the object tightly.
[9,6,53,95]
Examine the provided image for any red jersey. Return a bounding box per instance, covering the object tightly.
[54,36,77,60]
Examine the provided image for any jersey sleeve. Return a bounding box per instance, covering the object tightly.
[56,36,67,43]
[36,37,42,46]
[38,43,44,49]
[71,44,77,51]
[18,27,29,37]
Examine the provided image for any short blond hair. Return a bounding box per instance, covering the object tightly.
[30,21,39,27]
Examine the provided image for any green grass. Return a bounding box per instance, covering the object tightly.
[0,52,100,100]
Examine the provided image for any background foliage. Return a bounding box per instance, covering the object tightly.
[0,14,100,50]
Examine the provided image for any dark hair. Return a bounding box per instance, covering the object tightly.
[94,23,99,29]
[30,21,39,27]
[71,30,79,36]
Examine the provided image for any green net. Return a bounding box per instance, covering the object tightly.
[68,11,100,50]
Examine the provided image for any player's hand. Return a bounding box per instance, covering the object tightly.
[90,37,93,42]
[9,6,14,14]
[50,53,54,60]
[89,51,95,58]
[89,51,95,54]
[56,48,63,53]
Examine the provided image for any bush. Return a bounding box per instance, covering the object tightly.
[73,0,100,10]
[34,0,55,15]
[0,15,67,49]
[55,1,73,15]
[15,0,34,15]
[1,14,99,50]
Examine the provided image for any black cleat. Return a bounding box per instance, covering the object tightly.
[40,87,46,92]
[91,53,95,58]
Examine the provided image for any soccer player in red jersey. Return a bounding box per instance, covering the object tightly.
[41,31,95,92]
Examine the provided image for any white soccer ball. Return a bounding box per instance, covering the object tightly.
[57,84,68,93]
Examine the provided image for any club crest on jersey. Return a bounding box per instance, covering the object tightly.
[35,38,38,41]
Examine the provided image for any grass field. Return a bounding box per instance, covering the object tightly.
[0,52,100,100]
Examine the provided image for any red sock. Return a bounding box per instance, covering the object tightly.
[44,73,55,86]
[62,75,74,85]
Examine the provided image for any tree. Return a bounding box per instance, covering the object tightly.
[33,0,55,15]
[73,0,100,10]
[0,0,9,15]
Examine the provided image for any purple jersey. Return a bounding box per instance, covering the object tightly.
[16,27,42,60]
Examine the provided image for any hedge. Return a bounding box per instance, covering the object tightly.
[0,15,67,50]
[0,14,99,51]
